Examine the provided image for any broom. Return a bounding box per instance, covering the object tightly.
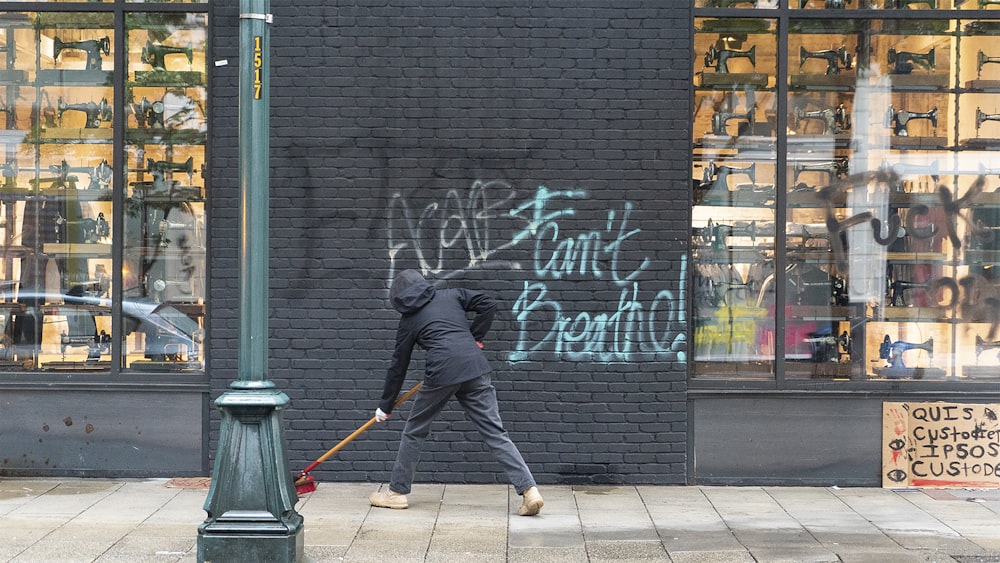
[294,381,423,495]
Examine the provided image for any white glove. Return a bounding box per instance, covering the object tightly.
[375,408,390,422]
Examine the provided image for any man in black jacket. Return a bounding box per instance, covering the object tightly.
[370,269,543,516]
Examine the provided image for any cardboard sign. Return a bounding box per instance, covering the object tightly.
[882,402,1000,488]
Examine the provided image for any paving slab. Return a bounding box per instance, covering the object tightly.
[507,485,582,549]
[9,539,116,563]
[834,487,961,537]
[898,490,1000,541]
[668,550,755,563]
[574,485,659,542]
[426,485,507,562]
[640,486,745,552]
[507,546,589,562]
[92,536,195,563]
[767,487,880,534]
[702,486,803,531]
[836,553,957,563]
[585,539,670,560]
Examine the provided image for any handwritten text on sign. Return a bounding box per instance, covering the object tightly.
[882,402,1000,488]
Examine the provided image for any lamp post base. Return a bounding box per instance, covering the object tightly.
[197,389,303,563]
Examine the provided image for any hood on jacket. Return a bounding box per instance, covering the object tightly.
[390,269,435,314]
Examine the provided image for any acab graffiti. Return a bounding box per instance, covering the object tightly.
[387,182,686,363]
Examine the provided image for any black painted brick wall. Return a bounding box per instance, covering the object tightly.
[209,1,691,486]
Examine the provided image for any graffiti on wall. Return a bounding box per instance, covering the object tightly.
[387,181,686,363]
[823,172,1000,337]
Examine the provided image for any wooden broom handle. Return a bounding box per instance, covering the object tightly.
[301,381,423,473]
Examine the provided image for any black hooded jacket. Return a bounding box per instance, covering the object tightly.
[379,270,496,413]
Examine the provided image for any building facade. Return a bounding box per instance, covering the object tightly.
[1,1,997,487]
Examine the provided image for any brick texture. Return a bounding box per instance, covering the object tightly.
[209,1,691,486]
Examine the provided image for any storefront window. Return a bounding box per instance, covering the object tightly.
[692,5,1000,386]
[0,8,206,374]
[692,17,778,380]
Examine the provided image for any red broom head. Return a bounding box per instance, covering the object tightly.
[294,473,317,495]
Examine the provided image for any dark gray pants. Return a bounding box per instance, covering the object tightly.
[389,373,536,495]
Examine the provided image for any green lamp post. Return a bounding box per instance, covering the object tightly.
[196,0,304,560]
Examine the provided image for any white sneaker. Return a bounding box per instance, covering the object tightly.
[518,486,544,516]
[369,489,408,509]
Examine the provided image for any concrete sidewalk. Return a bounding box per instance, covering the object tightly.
[1,478,999,562]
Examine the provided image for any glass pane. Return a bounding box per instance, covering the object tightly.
[0,0,111,4]
[794,0,961,10]
[0,14,35,369]
[0,13,116,371]
[122,13,206,372]
[783,17,1000,384]
[787,19,863,380]
[956,19,1000,382]
[694,0,776,8]
[692,18,777,380]
[128,0,207,4]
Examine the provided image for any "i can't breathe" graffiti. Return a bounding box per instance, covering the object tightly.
[388,181,686,363]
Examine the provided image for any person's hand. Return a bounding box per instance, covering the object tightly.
[375,408,390,422]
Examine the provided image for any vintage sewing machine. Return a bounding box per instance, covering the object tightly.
[788,223,837,247]
[799,0,851,7]
[792,104,851,135]
[788,271,849,307]
[54,211,110,244]
[710,104,755,136]
[888,279,932,307]
[48,159,112,191]
[48,283,111,363]
[974,335,1000,363]
[733,220,771,242]
[888,47,935,75]
[804,329,851,363]
[977,51,1000,79]
[131,156,199,199]
[57,97,112,129]
[131,97,165,128]
[887,0,935,7]
[704,44,756,74]
[155,217,198,248]
[53,36,110,71]
[141,41,193,71]
[792,158,849,184]
[699,161,756,196]
[799,46,853,76]
[0,100,14,126]
[879,335,933,369]
[693,220,739,254]
[59,327,110,362]
[0,159,16,189]
[885,105,937,137]
[149,156,194,179]
[147,277,196,302]
[886,159,940,185]
[975,108,1000,135]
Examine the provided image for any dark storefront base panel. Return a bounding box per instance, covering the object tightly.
[0,388,209,478]
[691,395,885,486]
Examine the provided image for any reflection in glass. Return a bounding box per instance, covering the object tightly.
[693,8,1000,384]
[0,10,206,373]
[692,18,778,380]
[123,12,206,372]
